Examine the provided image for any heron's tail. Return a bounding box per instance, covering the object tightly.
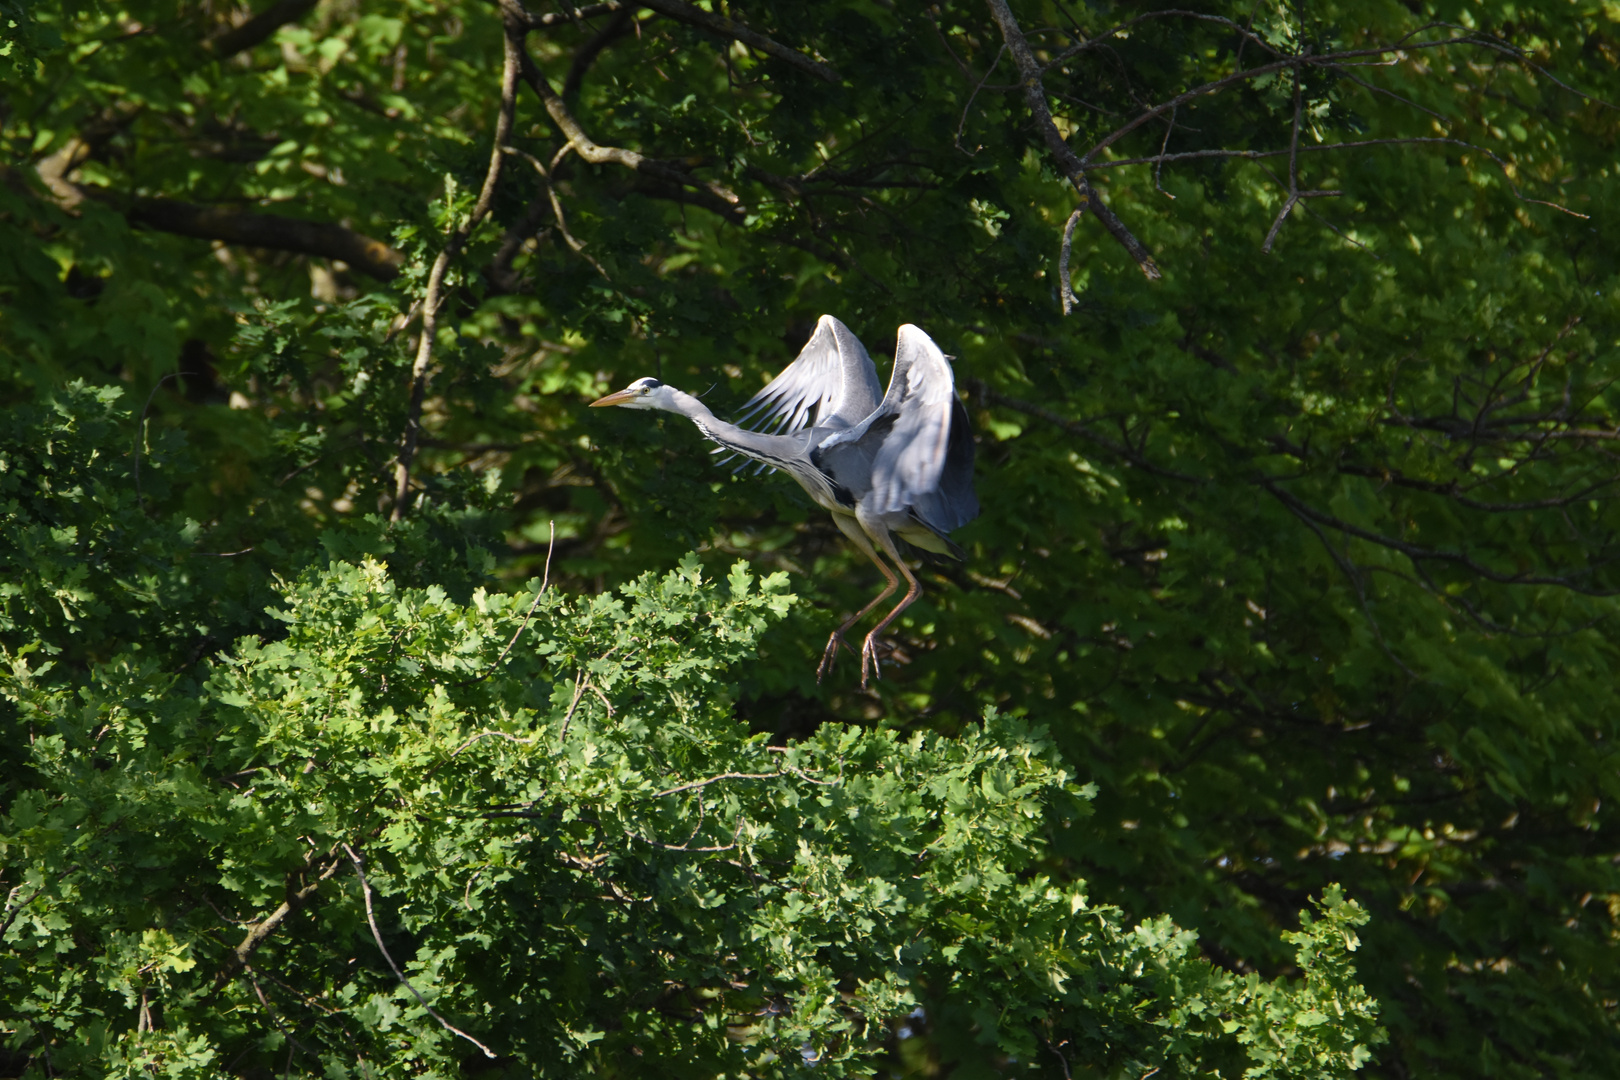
[897,521,967,562]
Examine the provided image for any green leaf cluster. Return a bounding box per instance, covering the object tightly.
[0,394,1381,1076]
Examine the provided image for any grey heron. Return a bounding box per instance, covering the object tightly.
[589,316,979,688]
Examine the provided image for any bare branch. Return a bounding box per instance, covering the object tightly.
[1260,75,1343,253]
[504,146,613,277]
[1058,209,1082,315]
[955,42,1009,154]
[983,0,1160,281]
[524,1,627,27]
[392,10,522,521]
[1260,479,1620,596]
[1081,41,1474,164]
[563,6,637,98]
[1427,22,1620,113]
[120,195,404,279]
[508,26,740,209]
[1081,32,1614,174]
[1045,8,1285,69]
[343,844,497,1059]
[1088,138,1587,219]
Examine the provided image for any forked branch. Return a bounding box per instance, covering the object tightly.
[982,0,1161,286]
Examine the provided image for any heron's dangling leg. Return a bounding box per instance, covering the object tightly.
[817,515,898,684]
[859,529,922,690]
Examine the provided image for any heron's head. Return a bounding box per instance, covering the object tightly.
[589,377,673,411]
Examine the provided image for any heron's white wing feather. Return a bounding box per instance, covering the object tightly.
[737,315,882,436]
[862,326,959,515]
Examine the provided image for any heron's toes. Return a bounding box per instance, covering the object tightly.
[816,633,843,683]
[859,635,884,689]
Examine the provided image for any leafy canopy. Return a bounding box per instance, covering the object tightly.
[0,388,1382,1076]
[3,0,1620,1075]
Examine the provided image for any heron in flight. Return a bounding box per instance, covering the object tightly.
[590,316,978,688]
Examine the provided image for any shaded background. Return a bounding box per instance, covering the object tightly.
[5,0,1620,1074]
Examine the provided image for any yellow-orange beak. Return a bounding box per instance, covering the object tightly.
[589,389,638,407]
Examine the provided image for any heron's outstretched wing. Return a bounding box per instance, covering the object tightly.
[736,315,883,436]
[818,324,979,533]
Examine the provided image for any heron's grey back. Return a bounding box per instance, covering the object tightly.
[819,325,979,533]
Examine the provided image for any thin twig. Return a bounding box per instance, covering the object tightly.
[635,0,839,83]
[1044,9,1284,69]
[508,27,741,209]
[1091,137,1585,219]
[448,730,538,760]
[558,670,588,745]
[1154,105,1177,198]
[955,42,1008,155]
[651,772,780,798]
[1260,479,1620,595]
[1082,37,1486,164]
[132,372,191,508]
[342,844,497,1059]
[509,0,838,82]
[1044,1035,1075,1080]
[458,521,554,686]
[502,146,611,277]
[1252,66,1347,253]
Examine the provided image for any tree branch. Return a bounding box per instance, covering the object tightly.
[344,844,497,1059]
[1058,208,1082,314]
[507,0,839,83]
[508,22,740,209]
[563,6,637,99]
[523,1,627,27]
[211,853,345,990]
[1045,8,1285,69]
[1260,479,1620,595]
[392,8,522,520]
[29,101,404,280]
[652,772,779,799]
[636,0,839,84]
[202,0,321,59]
[116,194,404,280]
[982,0,1160,282]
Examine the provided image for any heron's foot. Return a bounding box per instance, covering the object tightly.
[816,633,842,683]
[859,633,886,689]
[816,631,860,683]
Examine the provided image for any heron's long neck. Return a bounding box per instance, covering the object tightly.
[662,388,803,468]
